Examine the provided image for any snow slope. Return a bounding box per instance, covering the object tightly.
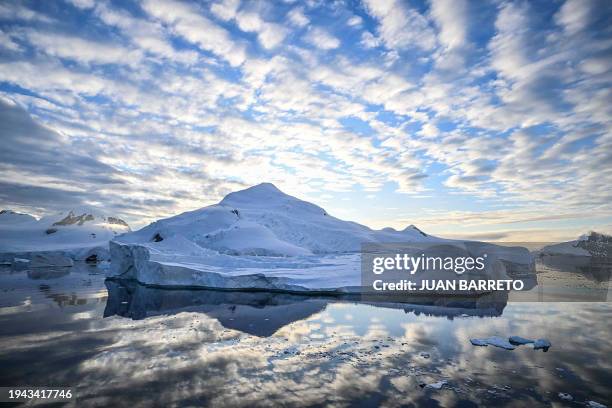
[110,183,535,293]
[0,209,130,264]
[538,232,612,257]
[119,183,435,255]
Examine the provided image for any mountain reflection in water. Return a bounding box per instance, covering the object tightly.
[104,279,509,337]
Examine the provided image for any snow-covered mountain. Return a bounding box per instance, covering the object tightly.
[539,232,612,257]
[110,183,535,293]
[0,208,130,264]
[120,183,435,256]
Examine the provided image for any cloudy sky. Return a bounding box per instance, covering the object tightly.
[0,0,610,241]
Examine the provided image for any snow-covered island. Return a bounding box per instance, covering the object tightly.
[0,209,130,266]
[538,232,612,258]
[109,183,535,294]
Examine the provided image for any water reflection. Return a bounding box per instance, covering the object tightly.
[27,267,71,280]
[0,265,610,407]
[104,279,510,336]
[538,254,612,283]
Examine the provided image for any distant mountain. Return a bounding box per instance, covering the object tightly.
[119,182,434,256]
[539,231,612,257]
[0,208,130,262]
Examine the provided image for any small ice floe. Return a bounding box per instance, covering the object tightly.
[470,336,516,350]
[558,392,573,401]
[471,336,552,351]
[508,336,533,345]
[587,401,607,408]
[419,380,447,390]
[470,338,488,346]
[533,339,552,351]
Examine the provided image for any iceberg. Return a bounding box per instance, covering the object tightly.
[508,335,533,345]
[108,183,535,293]
[469,336,516,350]
[0,209,130,266]
[533,339,552,351]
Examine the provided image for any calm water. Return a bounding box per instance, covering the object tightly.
[0,262,610,407]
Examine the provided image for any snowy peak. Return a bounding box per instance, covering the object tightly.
[53,211,96,226]
[220,183,288,205]
[539,231,611,257]
[577,231,611,243]
[0,207,130,254]
[403,224,428,237]
[219,183,327,216]
[47,209,130,230]
[0,210,37,224]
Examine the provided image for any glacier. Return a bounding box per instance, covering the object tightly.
[538,231,612,257]
[0,209,130,266]
[108,183,535,293]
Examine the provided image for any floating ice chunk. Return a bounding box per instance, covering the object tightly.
[470,338,488,346]
[470,336,516,350]
[509,336,533,345]
[587,401,607,408]
[533,339,551,351]
[558,393,573,401]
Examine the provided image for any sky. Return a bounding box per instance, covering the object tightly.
[0,0,610,241]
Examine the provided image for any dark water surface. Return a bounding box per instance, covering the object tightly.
[0,262,610,407]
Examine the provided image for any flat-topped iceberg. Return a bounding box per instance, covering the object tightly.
[109,183,535,293]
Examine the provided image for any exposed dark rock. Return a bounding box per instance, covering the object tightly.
[152,233,163,242]
[53,212,94,226]
[107,216,129,228]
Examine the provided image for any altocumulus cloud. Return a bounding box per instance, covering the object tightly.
[0,98,126,213]
[0,0,609,236]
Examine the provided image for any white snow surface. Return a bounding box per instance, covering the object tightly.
[538,231,611,257]
[110,183,535,292]
[0,208,130,263]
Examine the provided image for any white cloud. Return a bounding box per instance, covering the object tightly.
[210,2,288,50]
[0,2,54,22]
[141,0,246,66]
[23,30,143,67]
[362,0,436,50]
[360,32,380,49]
[67,0,95,10]
[347,15,363,27]
[429,0,468,50]
[235,11,288,49]
[0,30,20,51]
[304,27,340,50]
[288,7,309,27]
[554,0,593,35]
[210,0,240,21]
